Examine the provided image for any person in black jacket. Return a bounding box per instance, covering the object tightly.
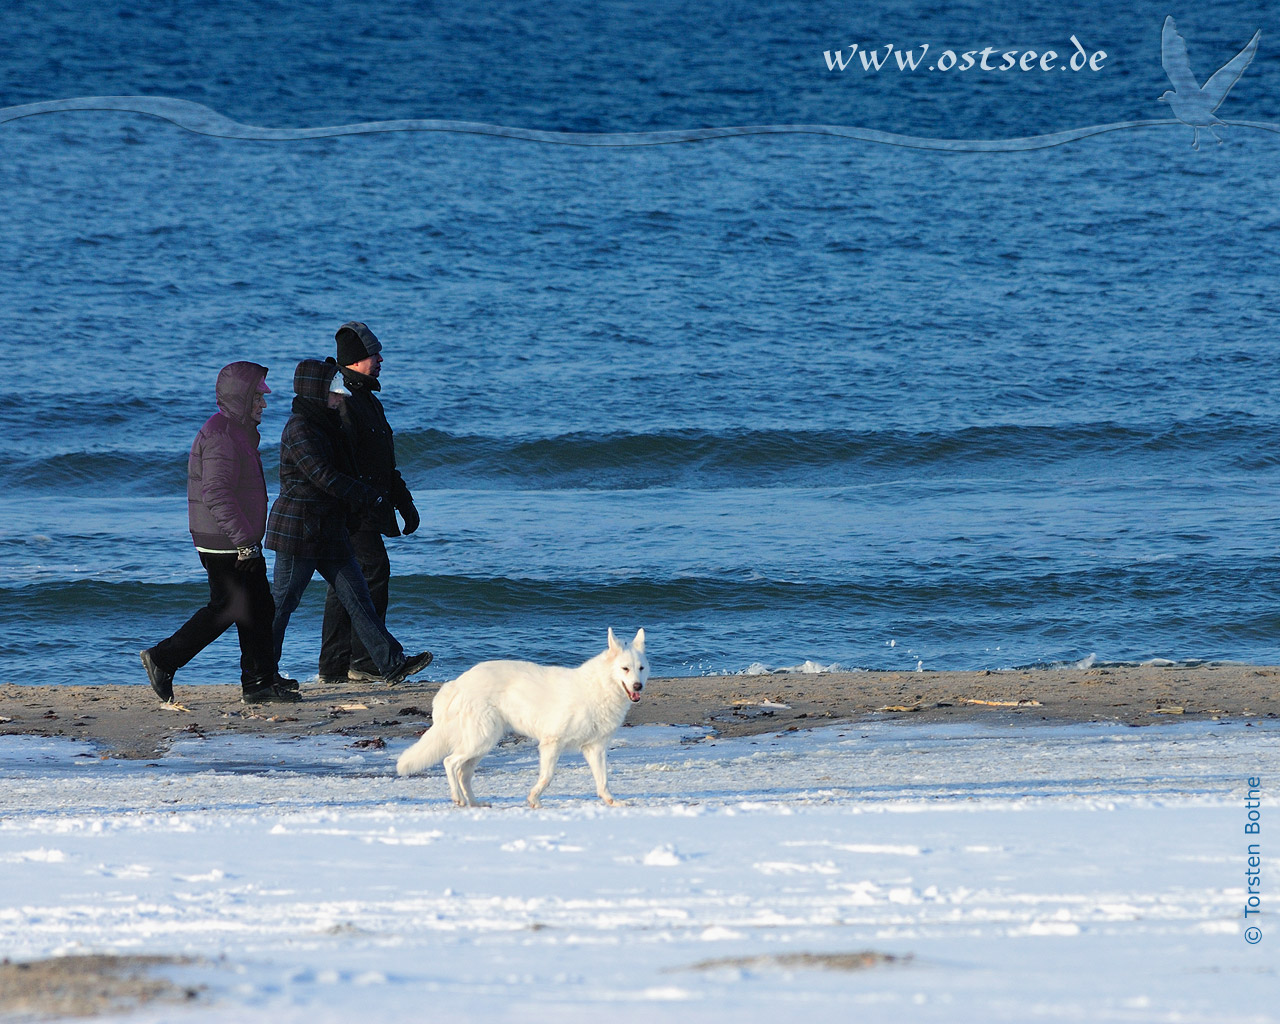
[318,322,422,684]
[267,357,431,687]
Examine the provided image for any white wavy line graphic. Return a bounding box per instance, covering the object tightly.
[0,96,1276,150]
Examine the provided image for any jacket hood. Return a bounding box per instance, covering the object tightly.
[293,357,340,402]
[215,362,269,424]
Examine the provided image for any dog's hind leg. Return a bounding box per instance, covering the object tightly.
[458,757,488,807]
[527,738,564,809]
[444,753,490,807]
[444,713,503,807]
[442,753,467,806]
[582,740,618,805]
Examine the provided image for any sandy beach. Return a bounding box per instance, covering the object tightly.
[3,662,1276,758]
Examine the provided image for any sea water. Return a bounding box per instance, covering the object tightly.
[2,0,1279,685]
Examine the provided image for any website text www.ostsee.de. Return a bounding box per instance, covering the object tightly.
[824,35,1107,73]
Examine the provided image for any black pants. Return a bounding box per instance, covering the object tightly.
[150,552,277,686]
[318,527,390,677]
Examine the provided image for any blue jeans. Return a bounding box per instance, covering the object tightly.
[271,553,404,675]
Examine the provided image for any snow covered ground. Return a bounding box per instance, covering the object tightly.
[2,720,1275,1023]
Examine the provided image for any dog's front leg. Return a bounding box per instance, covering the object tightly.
[528,739,564,808]
[582,741,618,805]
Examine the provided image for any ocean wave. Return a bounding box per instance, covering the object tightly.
[5,563,1275,620]
[1,451,190,493]
[4,570,1279,683]
[8,417,1273,492]
[391,418,1280,486]
[741,660,854,675]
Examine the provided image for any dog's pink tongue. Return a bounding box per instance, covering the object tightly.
[628,689,641,703]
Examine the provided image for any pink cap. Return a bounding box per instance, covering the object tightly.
[256,378,272,394]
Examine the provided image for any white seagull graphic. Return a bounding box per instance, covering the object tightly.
[1159,16,1261,149]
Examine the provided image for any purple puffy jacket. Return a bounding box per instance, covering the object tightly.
[187,362,269,550]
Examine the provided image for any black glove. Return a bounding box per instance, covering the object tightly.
[398,499,420,535]
[235,544,264,572]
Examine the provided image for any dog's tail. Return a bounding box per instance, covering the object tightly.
[396,722,453,776]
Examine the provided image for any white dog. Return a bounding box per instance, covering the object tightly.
[396,628,648,808]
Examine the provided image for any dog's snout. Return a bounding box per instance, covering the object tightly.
[635,681,643,692]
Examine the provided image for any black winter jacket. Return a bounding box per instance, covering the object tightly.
[338,367,413,536]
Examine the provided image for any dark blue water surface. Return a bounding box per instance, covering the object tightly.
[3,1,1280,684]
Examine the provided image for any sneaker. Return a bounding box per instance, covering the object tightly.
[241,680,303,704]
[140,649,174,702]
[384,651,433,685]
[347,666,384,683]
[316,674,346,686]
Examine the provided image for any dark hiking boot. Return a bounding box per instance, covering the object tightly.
[384,651,433,685]
[241,679,303,704]
[140,649,174,702]
[274,674,300,692]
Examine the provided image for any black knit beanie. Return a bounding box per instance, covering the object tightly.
[336,321,383,366]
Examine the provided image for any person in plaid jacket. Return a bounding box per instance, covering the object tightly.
[266,357,432,686]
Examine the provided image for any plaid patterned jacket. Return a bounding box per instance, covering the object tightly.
[265,359,381,558]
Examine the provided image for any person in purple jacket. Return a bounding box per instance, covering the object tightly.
[140,361,300,705]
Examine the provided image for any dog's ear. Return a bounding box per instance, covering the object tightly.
[633,628,645,652]
[607,627,620,653]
